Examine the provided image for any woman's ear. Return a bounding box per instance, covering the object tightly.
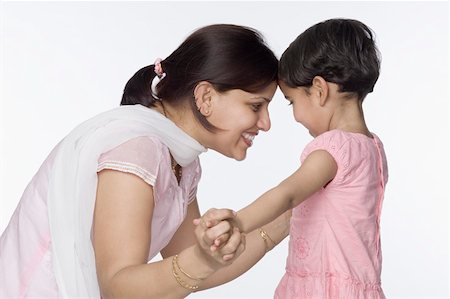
[311,76,328,106]
[193,81,214,116]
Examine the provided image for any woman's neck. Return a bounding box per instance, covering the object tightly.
[152,101,209,147]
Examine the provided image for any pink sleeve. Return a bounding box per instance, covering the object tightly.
[97,136,162,186]
[300,131,352,183]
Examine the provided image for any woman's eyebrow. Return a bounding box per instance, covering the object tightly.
[251,96,271,103]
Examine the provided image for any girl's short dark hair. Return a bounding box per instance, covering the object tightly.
[279,18,381,101]
[121,24,278,131]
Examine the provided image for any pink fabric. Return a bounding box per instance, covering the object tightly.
[97,136,201,258]
[0,148,60,299]
[0,136,201,298]
[274,130,388,299]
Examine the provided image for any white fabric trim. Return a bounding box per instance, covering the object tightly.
[97,160,157,186]
[47,105,206,298]
[151,73,166,100]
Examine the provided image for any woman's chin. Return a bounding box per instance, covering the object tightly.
[216,147,248,161]
[232,150,248,161]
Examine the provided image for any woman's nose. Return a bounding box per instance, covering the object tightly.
[257,109,271,132]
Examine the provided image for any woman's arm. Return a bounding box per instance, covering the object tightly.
[236,150,337,233]
[93,170,242,299]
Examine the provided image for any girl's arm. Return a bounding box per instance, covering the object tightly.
[236,150,337,233]
[93,170,242,299]
[196,209,291,291]
[196,150,335,288]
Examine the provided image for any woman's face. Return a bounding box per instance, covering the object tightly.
[206,81,277,160]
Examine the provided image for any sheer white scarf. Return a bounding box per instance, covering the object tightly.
[47,104,206,298]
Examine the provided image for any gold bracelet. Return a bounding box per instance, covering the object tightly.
[259,228,275,252]
[172,255,199,291]
[174,254,204,281]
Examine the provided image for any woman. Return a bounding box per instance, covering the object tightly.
[0,24,290,298]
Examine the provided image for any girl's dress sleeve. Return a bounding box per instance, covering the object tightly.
[97,136,162,186]
[300,130,352,184]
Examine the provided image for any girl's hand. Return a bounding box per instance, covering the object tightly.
[193,208,245,267]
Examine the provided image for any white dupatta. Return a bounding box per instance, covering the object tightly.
[47,104,206,298]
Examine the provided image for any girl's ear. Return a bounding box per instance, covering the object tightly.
[311,76,329,106]
[193,81,214,116]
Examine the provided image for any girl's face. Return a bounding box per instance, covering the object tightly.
[279,80,323,137]
[206,81,277,160]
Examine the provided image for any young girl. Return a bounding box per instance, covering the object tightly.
[220,18,388,298]
[0,24,291,299]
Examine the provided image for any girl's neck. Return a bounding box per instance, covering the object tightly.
[328,98,372,137]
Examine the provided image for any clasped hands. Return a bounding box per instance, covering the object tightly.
[193,208,244,267]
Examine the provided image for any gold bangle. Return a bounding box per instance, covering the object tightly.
[174,254,204,281]
[172,255,199,291]
[259,228,275,252]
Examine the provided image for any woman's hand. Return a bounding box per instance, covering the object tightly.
[193,208,245,269]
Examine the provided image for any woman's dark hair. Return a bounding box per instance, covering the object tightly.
[121,24,278,131]
[279,18,381,101]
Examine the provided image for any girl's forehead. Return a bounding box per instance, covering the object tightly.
[278,81,295,92]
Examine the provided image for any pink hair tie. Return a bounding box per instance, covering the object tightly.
[154,58,166,78]
[151,58,166,100]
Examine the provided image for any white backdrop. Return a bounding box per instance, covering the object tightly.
[0,1,449,298]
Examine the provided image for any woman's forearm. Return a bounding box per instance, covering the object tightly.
[197,210,291,291]
[100,244,223,299]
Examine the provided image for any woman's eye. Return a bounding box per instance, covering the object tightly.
[251,103,262,111]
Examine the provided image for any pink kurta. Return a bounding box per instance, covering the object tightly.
[274,130,388,299]
[0,105,205,298]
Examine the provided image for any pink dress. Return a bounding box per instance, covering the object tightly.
[0,105,205,298]
[274,130,388,299]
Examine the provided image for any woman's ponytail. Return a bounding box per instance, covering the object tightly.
[121,64,160,107]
